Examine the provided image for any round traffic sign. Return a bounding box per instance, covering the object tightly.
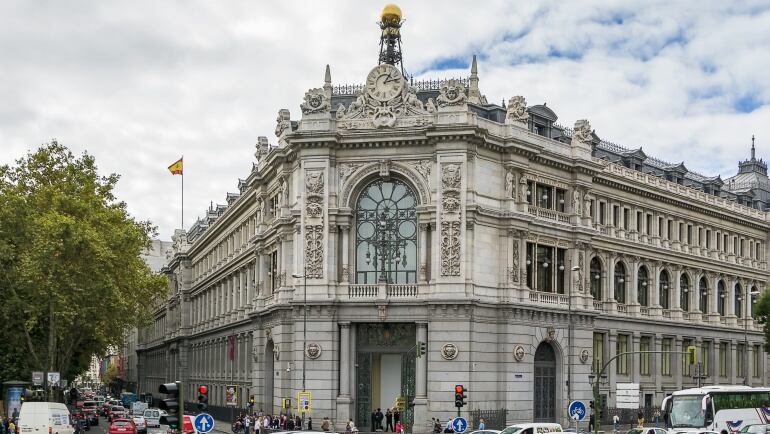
[194,413,215,433]
[452,417,468,433]
[568,401,587,422]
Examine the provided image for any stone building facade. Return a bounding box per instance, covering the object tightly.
[136,13,770,431]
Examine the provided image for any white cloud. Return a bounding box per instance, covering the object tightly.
[1,0,768,240]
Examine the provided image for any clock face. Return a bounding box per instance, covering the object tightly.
[366,64,405,102]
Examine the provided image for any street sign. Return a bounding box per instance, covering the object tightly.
[616,383,640,409]
[193,413,215,433]
[452,417,468,433]
[568,401,587,422]
[47,372,60,386]
[32,372,44,386]
[298,391,312,414]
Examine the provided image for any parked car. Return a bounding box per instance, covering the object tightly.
[132,416,147,434]
[500,424,563,434]
[109,419,137,434]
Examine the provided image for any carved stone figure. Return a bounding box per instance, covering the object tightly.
[426,98,437,113]
[404,86,424,110]
[506,95,529,124]
[505,170,515,198]
[572,189,582,216]
[281,177,289,206]
[513,345,525,362]
[440,343,459,360]
[256,198,264,223]
[335,103,346,120]
[305,171,324,195]
[573,119,593,144]
[584,194,592,218]
[518,174,528,203]
[347,91,366,114]
[300,88,330,115]
[305,343,322,359]
[436,80,467,108]
[441,164,462,190]
[255,136,269,162]
[275,109,291,140]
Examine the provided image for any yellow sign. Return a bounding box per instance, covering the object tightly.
[395,395,405,411]
[298,391,312,414]
[282,398,291,409]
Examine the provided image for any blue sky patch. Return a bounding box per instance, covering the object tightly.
[431,57,468,71]
[734,93,762,113]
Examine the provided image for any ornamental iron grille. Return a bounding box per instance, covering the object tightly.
[533,342,557,422]
[355,179,418,284]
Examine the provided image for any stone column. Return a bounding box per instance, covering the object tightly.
[608,332,618,404]
[341,225,351,283]
[419,224,429,283]
[629,259,640,315]
[674,337,683,390]
[631,332,641,383]
[650,263,661,316]
[336,322,353,431]
[607,256,617,313]
[730,340,738,385]
[413,322,429,434]
[709,274,721,324]
[653,334,662,394]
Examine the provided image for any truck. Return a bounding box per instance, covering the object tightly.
[120,392,138,408]
[131,401,148,416]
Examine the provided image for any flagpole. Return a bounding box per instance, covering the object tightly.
[181,155,184,231]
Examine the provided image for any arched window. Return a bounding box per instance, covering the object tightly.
[680,274,690,312]
[660,270,670,309]
[735,283,743,318]
[717,280,726,316]
[699,277,709,314]
[590,257,602,300]
[638,265,649,306]
[751,286,759,318]
[614,262,626,304]
[355,178,418,284]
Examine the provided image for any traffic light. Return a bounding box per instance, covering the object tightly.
[416,341,426,358]
[589,400,594,410]
[454,385,467,408]
[248,396,255,408]
[686,345,697,365]
[197,385,209,411]
[159,382,181,429]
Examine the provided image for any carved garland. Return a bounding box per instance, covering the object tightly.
[340,161,429,208]
[305,170,325,278]
[440,163,462,276]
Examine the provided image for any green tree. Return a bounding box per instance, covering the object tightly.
[0,140,167,383]
[754,287,770,353]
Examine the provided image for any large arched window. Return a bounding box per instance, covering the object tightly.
[680,274,690,312]
[614,262,626,304]
[355,178,418,284]
[699,277,709,314]
[735,283,743,318]
[638,265,649,306]
[660,269,670,309]
[717,280,726,316]
[590,257,602,300]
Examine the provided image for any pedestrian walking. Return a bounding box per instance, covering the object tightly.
[588,410,595,433]
[386,409,394,432]
[307,417,313,431]
[395,421,403,434]
[478,419,486,430]
[613,414,620,434]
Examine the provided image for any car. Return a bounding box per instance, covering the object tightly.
[109,406,128,422]
[131,416,147,434]
[142,409,162,428]
[625,428,668,434]
[470,430,502,434]
[109,419,137,434]
[500,424,563,434]
[18,402,75,434]
[739,426,770,434]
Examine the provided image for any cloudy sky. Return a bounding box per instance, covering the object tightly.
[2,1,769,240]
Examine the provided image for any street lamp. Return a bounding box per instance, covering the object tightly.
[743,288,760,385]
[568,265,580,403]
[291,269,308,393]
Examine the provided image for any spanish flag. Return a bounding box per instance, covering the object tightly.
[168,157,183,175]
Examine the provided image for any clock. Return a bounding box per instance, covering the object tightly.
[365,64,405,102]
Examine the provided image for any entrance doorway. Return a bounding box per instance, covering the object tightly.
[355,323,416,431]
[533,342,556,422]
[264,340,275,413]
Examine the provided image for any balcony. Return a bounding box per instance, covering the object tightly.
[593,300,604,311]
[528,206,570,224]
[347,283,419,299]
[528,290,569,306]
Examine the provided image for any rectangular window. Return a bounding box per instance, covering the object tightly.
[527,181,535,205]
[537,184,553,209]
[590,199,596,218]
[668,219,673,239]
[636,211,642,232]
[593,332,605,373]
[270,250,279,293]
[662,338,672,376]
[719,342,728,377]
[623,208,629,229]
[613,205,620,227]
[658,217,664,237]
[536,244,554,292]
[740,239,745,257]
[737,344,745,378]
[679,222,684,242]
[754,345,762,377]
[640,336,651,375]
[526,242,535,289]
[646,214,652,235]
[701,343,709,376]
[717,232,722,250]
[682,338,693,377]
[599,202,606,225]
[556,248,566,294]
[706,230,711,249]
[555,189,566,212]
[688,225,693,244]
[616,335,628,374]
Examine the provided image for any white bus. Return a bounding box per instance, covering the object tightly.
[661,386,770,434]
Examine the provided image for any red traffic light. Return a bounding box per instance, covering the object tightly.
[455,385,464,394]
[198,385,208,395]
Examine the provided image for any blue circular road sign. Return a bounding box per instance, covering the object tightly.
[568,401,587,422]
[452,417,468,433]
[194,413,215,433]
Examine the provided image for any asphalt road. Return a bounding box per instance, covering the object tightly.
[86,414,168,434]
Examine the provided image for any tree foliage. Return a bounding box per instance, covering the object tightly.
[0,140,167,383]
[754,287,770,353]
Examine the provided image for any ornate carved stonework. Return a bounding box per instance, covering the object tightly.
[572,188,582,216]
[305,170,325,278]
[411,160,431,181]
[255,136,269,162]
[275,109,291,146]
[305,342,322,359]
[513,345,525,362]
[506,95,529,125]
[440,163,462,277]
[580,349,591,364]
[436,80,468,108]
[573,119,593,144]
[441,221,461,276]
[505,170,516,199]
[511,234,520,282]
[338,162,364,185]
[441,343,459,360]
[379,159,392,178]
[340,162,429,208]
[300,88,330,115]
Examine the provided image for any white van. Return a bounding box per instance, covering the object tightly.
[18,402,75,434]
[142,409,161,428]
[500,423,563,434]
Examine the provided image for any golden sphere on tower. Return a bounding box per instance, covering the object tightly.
[381,4,402,24]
